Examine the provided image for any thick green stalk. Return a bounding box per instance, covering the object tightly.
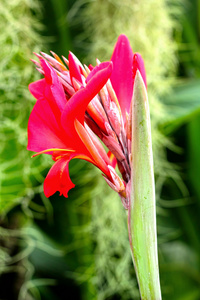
[128,71,162,299]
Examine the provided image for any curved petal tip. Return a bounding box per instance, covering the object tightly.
[133,53,147,88]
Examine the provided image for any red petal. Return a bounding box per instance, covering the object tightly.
[28,60,72,153]
[61,62,113,137]
[86,61,111,83]
[40,59,67,116]
[68,51,83,85]
[88,64,94,71]
[87,99,108,134]
[27,97,68,152]
[133,53,147,88]
[28,68,95,156]
[85,124,111,166]
[29,79,46,100]
[107,151,117,168]
[110,34,133,120]
[44,155,75,198]
[74,120,110,177]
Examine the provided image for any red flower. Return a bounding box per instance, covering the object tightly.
[28,34,146,207]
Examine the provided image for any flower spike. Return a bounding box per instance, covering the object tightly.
[28,34,162,299]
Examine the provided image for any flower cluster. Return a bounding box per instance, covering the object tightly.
[28,35,146,209]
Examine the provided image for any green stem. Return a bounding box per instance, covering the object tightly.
[128,71,162,299]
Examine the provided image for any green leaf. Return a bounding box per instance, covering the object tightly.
[160,80,200,134]
[187,115,200,207]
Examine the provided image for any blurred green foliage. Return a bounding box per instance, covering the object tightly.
[1,0,200,299]
[0,0,50,215]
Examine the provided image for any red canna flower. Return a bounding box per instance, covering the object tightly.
[28,34,146,208]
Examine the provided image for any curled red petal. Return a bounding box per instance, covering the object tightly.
[61,61,113,137]
[86,61,111,84]
[44,155,75,198]
[110,34,134,120]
